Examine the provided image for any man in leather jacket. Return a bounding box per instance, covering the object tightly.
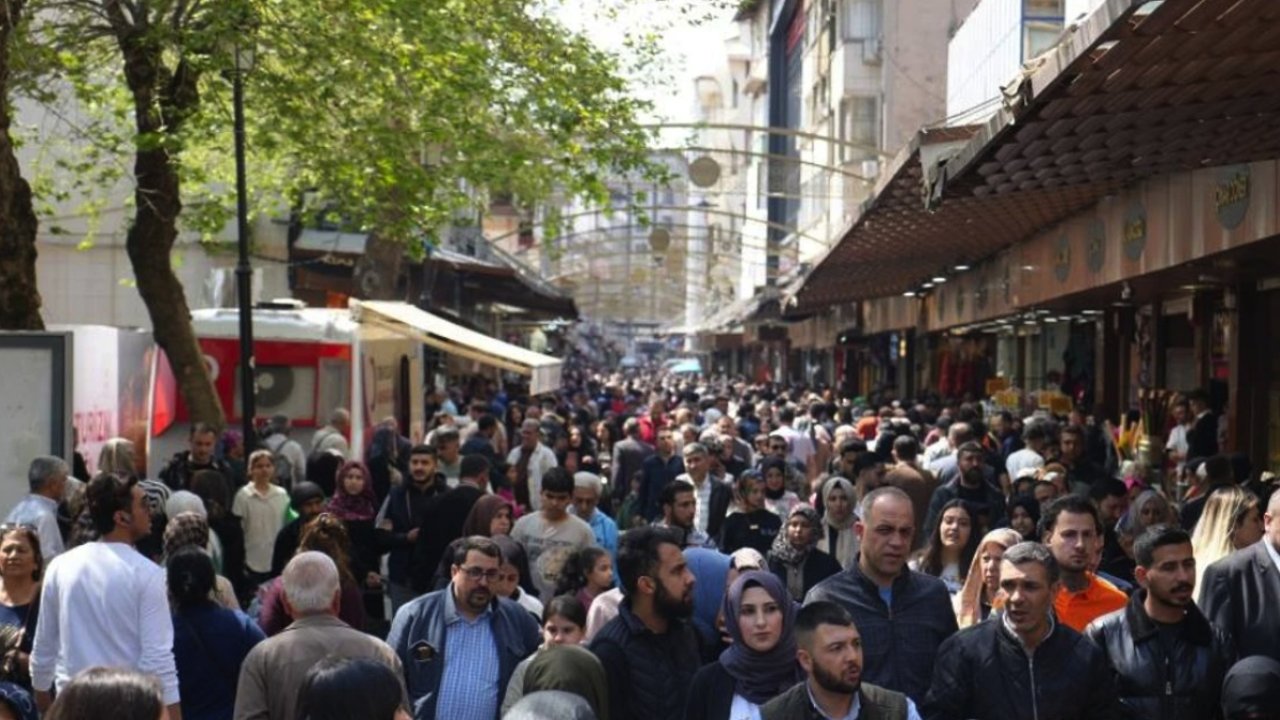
[923,541,1124,720]
[1086,525,1234,720]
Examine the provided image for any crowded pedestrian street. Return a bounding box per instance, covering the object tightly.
[3,0,1280,719]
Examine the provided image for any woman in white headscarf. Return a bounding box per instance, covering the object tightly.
[816,476,859,569]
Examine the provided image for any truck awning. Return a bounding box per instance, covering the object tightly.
[351,300,563,395]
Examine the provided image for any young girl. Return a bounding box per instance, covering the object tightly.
[910,500,979,595]
[501,595,588,716]
[718,472,782,556]
[554,547,614,614]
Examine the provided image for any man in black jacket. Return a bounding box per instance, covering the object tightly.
[924,541,1124,720]
[590,526,702,720]
[1085,525,1233,720]
[805,487,957,703]
[379,444,446,611]
[923,442,1007,544]
[409,454,488,594]
[1200,489,1280,662]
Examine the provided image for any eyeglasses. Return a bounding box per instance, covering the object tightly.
[457,565,501,582]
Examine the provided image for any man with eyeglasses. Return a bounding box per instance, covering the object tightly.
[388,536,540,720]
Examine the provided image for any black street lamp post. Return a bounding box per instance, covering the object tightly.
[232,42,256,451]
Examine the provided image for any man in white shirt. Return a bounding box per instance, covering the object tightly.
[310,408,351,459]
[771,407,816,471]
[31,473,181,717]
[1165,400,1191,467]
[506,419,557,511]
[232,449,291,587]
[5,456,68,560]
[674,443,732,542]
[1006,421,1051,481]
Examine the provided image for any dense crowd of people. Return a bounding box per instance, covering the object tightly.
[2,374,1279,720]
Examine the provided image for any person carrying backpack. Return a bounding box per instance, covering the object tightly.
[262,415,306,491]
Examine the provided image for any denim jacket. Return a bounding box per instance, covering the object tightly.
[387,585,541,720]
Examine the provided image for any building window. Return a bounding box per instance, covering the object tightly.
[840,96,879,162]
[841,0,882,41]
[1024,21,1062,57]
[1024,0,1064,18]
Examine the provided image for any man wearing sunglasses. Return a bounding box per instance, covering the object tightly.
[387,536,540,720]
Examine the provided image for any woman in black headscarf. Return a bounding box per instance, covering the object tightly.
[685,570,800,720]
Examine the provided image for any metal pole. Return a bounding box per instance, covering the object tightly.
[233,64,256,451]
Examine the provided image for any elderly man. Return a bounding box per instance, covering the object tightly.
[572,471,619,564]
[6,456,68,560]
[234,552,403,720]
[506,419,557,512]
[311,408,351,458]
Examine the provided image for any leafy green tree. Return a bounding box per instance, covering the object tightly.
[29,0,669,426]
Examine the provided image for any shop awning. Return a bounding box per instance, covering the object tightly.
[797,0,1280,310]
[351,300,563,395]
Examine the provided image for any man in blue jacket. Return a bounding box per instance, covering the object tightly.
[387,535,540,720]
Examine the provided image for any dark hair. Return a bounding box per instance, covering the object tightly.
[891,434,918,459]
[852,453,882,477]
[433,428,460,448]
[1002,541,1060,585]
[1038,494,1103,538]
[460,454,491,480]
[778,407,796,424]
[555,546,610,596]
[659,479,695,511]
[167,546,216,610]
[409,444,437,458]
[1204,455,1234,484]
[1023,421,1052,443]
[451,535,502,566]
[915,499,980,577]
[617,526,682,596]
[477,415,498,432]
[189,469,231,517]
[295,657,406,720]
[1061,424,1086,442]
[46,667,163,720]
[1089,479,1127,503]
[795,601,854,649]
[1133,524,1192,568]
[956,441,984,458]
[542,594,588,629]
[189,422,217,438]
[541,467,574,495]
[839,439,867,456]
[491,535,538,598]
[0,525,44,581]
[86,473,138,535]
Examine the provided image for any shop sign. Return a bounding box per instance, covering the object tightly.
[1123,201,1146,261]
[1215,164,1251,230]
[1086,218,1106,273]
[1053,234,1071,283]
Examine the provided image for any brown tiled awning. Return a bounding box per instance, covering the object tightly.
[797,0,1280,311]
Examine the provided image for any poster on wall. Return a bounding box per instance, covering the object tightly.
[0,332,73,513]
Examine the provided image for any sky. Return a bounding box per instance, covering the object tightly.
[549,0,738,125]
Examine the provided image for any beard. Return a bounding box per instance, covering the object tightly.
[464,587,492,611]
[654,578,693,620]
[812,660,860,695]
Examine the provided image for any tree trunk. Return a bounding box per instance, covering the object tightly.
[0,0,43,331]
[112,11,225,428]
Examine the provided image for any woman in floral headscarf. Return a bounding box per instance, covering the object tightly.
[162,512,240,610]
[767,504,842,601]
